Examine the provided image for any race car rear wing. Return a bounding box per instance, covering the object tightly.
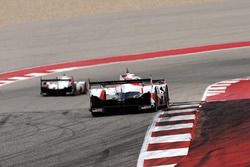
[40,78,72,82]
[40,78,73,88]
[89,78,166,88]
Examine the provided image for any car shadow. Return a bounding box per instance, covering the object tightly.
[91,101,201,117]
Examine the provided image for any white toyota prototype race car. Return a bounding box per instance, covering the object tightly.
[89,72,169,117]
[40,75,87,96]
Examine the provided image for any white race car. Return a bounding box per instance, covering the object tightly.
[40,75,87,96]
[89,71,169,116]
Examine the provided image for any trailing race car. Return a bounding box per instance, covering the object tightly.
[40,75,87,96]
[89,73,169,117]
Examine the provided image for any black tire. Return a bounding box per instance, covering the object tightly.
[79,83,86,94]
[91,112,103,117]
[165,97,170,109]
[164,86,170,109]
[91,112,100,117]
[151,105,158,112]
[83,83,88,94]
[71,84,77,95]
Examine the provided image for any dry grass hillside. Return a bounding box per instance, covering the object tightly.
[0,0,218,27]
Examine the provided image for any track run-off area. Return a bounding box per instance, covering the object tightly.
[178,77,250,166]
[1,0,250,166]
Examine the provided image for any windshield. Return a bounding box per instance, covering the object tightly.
[115,91,141,100]
[106,90,142,100]
[124,92,141,99]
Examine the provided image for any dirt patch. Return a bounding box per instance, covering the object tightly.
[0,0,219,27]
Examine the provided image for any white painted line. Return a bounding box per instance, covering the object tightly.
[153,123,193,132]
[202,84,227,100]
[9,76,31,80]
[137,112,162,167]
[202,78,244,101]
[219,80,239,84]
[149,133,191,144]
[165,108,197,114]
[0,45,249,90]
[0,80,15,87]
[49,67,80,72]
[152,164,177,167]
[209,87,227,90]
[0,80,15,84]
[143,148,189,159]
[207,90,225,93]
[202,85,212,101]
[206,92,225,96]
[206,93,220,96]
[170,104,200,109]
[212,83,231,87]
[26,73,50,77]
[157,115,195,122]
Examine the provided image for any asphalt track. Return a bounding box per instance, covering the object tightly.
[0,0,250,167]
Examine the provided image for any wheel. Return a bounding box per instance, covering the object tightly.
[83,83,88,94]
[41,93,47,97]
[165,97,170,109]
[91,112,102,117]
[151,105,158,112]
[71,84,77,95]
[164,86,170,109]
